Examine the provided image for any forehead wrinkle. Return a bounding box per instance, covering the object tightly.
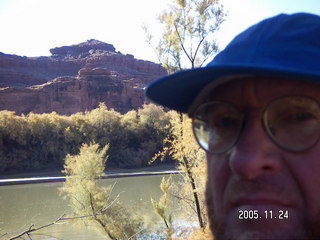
[210,78,266,108]
[209,77,320,108]
[246,78,265,107]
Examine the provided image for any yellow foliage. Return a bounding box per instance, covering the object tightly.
[151,176,174,239]
[0,102,171,172]
[145,0,225,71]
[60,143,143,239]
[150,109,209,238]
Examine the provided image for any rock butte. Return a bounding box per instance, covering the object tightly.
[0,39,167,115]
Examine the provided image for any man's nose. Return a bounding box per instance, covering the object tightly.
[228,112,282,179]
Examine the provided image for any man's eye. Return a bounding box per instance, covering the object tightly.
[294,112,313,121]
[278,109,315,124]
[218,116,238,127]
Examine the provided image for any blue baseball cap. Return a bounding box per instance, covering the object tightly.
[145,12,320,114]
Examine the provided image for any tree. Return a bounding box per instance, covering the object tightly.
[145,0,225,235]
[144,0,225,73]
[151,112,207,231]
[60,143,143,240]
[151,176,174,239]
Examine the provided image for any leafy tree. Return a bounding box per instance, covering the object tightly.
[0,111,29,171]
[85,103,129,168]
[60,143,143,240]
[85,103,122,147]
[27,112,70,167]
[66,112,97,154]
[0,103,172,172]
[145,1,225,236]
[144,0,225,72]
[137,104,172,166]
[152,112,207,231]
[151,176,174,239]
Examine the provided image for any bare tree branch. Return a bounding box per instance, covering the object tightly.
[104,181,117,208]
[0,233,8,239]
[6,214,66,240]
[5,205,120,240]
[88,193,117,240]
[192,35,206,66]
[173,23,193,67]
[127,228,144,240]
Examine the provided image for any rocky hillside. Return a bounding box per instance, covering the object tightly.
[0,39,167,114]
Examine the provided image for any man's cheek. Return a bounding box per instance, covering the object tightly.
[206,182,229,240]
[206,155,230,201]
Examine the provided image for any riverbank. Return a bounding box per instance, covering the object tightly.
[0,164,180,186]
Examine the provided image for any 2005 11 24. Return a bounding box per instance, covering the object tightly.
[239,210,289,220]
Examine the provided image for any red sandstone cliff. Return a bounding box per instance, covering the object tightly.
[0,39,167,114]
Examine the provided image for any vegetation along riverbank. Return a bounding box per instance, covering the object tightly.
[0,103,174,174]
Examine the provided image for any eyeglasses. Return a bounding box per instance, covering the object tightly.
[192,95,320,154]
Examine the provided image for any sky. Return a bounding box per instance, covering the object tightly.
[0,0,319,64]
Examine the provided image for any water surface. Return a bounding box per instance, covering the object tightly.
[0,174,180,239]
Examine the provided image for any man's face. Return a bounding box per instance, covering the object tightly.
[205,77,320,240]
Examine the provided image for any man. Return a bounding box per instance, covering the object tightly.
[146,13,320,240]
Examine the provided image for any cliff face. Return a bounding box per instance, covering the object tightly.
[0,39,167,114]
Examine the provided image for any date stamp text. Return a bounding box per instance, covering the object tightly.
[238,210,289,220]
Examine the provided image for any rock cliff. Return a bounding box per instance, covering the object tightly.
[0,39,167,114]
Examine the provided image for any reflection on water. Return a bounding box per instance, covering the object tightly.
[0,174,180,240]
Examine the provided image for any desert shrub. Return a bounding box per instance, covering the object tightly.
[0,103,172,172]
[150,111,209,239]
[0,111,31,171]
[85,103,123,167]
[27,112,69,167]
[65,112,97,154]
[60,143,144,239]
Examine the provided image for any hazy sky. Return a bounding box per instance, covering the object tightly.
[0,0,319,63]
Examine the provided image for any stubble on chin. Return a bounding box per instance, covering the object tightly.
[206,183,229,240]
[206,185,320,240]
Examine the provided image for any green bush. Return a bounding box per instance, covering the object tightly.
[60,143,144,239]
[0,103,172,173]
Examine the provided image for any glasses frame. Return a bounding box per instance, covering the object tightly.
[192,95,320,154]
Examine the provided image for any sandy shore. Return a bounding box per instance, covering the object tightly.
[0,164,180,186]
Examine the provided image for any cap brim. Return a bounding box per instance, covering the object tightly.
[145,64,320,113]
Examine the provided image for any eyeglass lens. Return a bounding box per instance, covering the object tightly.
[193,96,320,154]
[264,96,320,151]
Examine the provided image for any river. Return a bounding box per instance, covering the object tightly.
[0,174,185,240]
